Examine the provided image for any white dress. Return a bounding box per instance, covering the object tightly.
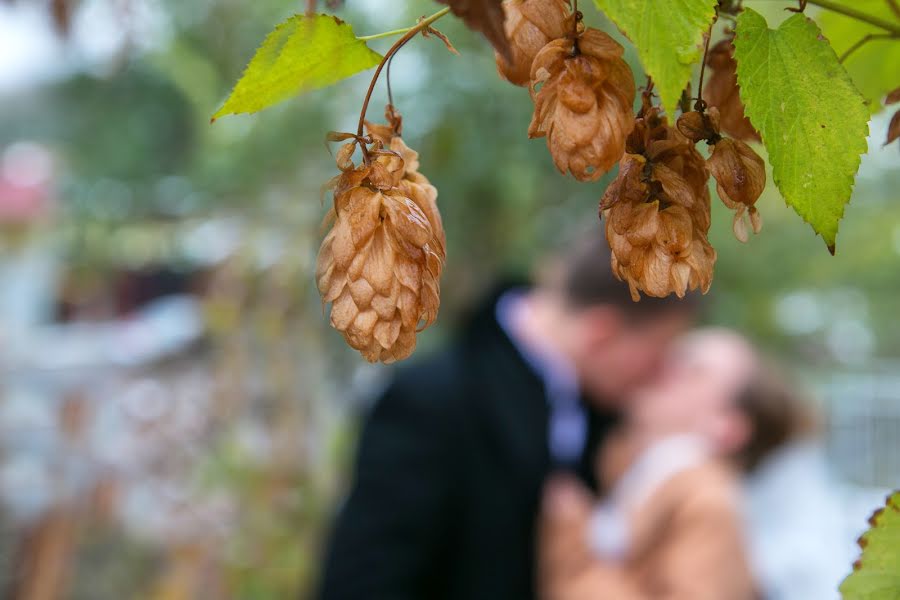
[742,441,864,600]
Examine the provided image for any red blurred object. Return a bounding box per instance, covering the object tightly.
[0,178,49,223]
[0,142,54,224]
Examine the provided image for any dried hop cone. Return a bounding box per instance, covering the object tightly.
[529,28,636,181]
[703,40,760,143]
[316,115,445,363]
[495,0,572,86]
[601,111,716,301]
[707,137,766,243]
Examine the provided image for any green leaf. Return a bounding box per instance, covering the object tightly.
[212,14,382,121]
[817,2,900,112]
[840,491,900,599]
[592,0,717,116]
[733,9,869,252]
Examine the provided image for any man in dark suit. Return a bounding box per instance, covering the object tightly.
[318,236,698,600]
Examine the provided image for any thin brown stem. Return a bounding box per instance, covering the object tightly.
[694,25,714,112]
[386,54,396,108]
[385,33,416,110]
[806,0,900,36]
[887,0,900,20]
[639,76,656,115]
[305,0,316,16]
[356,7,451,161]
[839,33,899,62]
[571,0,582,55]
[679,86,693,114]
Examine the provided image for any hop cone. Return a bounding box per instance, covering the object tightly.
[601,109,715,301]
[707,137,766,242]
[529,28,636,181]
[316,118,445,363]
[495,0,572,86]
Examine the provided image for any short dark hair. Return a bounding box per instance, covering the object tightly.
[733,363,819,472]
[540,231,703,316]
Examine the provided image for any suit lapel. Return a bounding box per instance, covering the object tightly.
[462,302,551,484]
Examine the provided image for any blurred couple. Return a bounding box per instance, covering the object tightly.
[318,235,844,600]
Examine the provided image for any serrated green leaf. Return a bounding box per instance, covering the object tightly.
[212,14,382,121]
[592,0,717,116]
[840,491,900,599]
[818,2,900,112]
[733,9,869,252]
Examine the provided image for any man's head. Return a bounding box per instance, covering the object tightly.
[526,233,700,406]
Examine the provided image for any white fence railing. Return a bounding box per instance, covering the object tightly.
[820,372,900,488]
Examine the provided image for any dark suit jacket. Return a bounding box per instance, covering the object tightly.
[317,293,619,600]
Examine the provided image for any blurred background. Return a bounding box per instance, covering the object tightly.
[0,0,897,598]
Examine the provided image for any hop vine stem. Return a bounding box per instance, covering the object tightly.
[356,7,451,160]
[839,32,898,62]
[806,0,900,36]
[571,0,582,55]
[889,0,900,21]
[694,24,714,113]
[358,27,420,42]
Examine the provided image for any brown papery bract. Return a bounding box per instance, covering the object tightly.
[495,0,572,86]
[366,111,447,256]
[626,104,668,155]
[703,39,760,143]
[886,86,900,105]
[887,87,900,147]
[707,138,766,242]
[316,114,445,363]
[886,110,900,147]
[529,28,636,181]
[439,0,511,61]
[675,109,720,144]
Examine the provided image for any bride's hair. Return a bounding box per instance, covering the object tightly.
[731,363,819,472]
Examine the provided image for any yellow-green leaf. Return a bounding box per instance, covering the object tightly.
[733,9,869,252]
[212,14,382,121]
[592,0,717,116]
[840,491,900,599]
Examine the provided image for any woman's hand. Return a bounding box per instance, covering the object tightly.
[538,475,596,599]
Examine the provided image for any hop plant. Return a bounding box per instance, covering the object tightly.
[215,0,888,359]
[601,107,715,301]
[529,27,636,181]
[702,39,760,143]
[316,112,445,363]
[495,0,572,86]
